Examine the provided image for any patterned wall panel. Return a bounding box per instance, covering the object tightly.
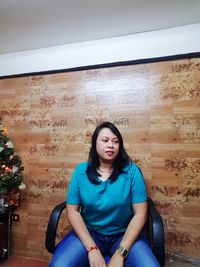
[0,57,199,260]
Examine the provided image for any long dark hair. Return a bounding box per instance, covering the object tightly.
[86,121,131,184]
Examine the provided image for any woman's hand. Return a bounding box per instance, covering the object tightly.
[88,249,107,267]
[107,251,124,267]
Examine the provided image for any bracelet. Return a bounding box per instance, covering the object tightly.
[88,245,99,253]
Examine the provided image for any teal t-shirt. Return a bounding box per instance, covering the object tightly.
[66,162,147,235]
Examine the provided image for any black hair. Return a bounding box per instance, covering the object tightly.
[86,121,131,184]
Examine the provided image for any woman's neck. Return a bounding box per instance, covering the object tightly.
[97,160,113,181]
[98,160,113,173]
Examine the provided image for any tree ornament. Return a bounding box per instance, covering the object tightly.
[4,166,11,174]
[9,165,18,173]
[5,141,14,148]
[19,183,26,190]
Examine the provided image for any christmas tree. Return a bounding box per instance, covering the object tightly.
[0,120,25,195]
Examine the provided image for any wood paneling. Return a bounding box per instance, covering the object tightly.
[0,57,199,260]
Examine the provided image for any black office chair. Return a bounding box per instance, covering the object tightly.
[45,197,165,267]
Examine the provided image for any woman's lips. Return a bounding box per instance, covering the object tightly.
[105,151,114,156]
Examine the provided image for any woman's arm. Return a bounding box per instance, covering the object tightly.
[108,201,147,267]
[67,204,95,250]
[119,201,147,250]
[67,204,106,267]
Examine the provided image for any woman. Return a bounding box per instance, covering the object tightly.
[49,121,160,267]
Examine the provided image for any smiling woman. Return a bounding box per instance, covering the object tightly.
[96,128,119,164]
[49,121,160,267]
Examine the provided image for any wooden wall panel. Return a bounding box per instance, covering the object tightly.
[0,57,199,260]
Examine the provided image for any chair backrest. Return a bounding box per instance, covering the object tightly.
[147,197,165,267]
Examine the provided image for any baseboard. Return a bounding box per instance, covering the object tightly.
[166,249,200,265]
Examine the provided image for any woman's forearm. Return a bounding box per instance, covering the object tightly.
[107,204,147,267]
[120,213,147,250]
[67,205,107,267]
[67,208,96,251]
[119,202,147,251]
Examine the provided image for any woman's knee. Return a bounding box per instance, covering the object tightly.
[49,231,89,267]
[49,254,88,267]
[49,248,89,267]
[125,239,160,267]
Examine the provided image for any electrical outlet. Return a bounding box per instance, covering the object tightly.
[11,213,19,222]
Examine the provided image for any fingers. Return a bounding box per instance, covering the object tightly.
[93,263,106,267]
[89,259,106,267]
[88,250,107,267]
[90,261,107,267]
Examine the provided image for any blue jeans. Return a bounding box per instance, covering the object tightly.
[49,230,160,267]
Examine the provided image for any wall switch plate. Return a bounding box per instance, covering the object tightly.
[11,214,19,222]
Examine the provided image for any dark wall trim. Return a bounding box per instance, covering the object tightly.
[0,52,200,80]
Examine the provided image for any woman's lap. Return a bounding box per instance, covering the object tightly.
[49,230,160,267]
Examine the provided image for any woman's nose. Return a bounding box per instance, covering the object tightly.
[107,141,114,148]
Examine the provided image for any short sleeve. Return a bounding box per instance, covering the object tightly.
[131,165,147,203]
[66,167,81,204]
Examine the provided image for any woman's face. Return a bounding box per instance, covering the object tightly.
[96,128,119,164]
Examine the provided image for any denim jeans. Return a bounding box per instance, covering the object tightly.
[49,230,160,267]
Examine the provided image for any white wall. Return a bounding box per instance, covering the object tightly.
[0,23,200,77]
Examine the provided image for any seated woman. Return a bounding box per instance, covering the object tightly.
[49,121,160,267]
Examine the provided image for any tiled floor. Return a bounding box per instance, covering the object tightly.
[0,256,197,267]
[0,256,48,267]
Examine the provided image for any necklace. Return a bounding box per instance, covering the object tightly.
[98,168,113,174]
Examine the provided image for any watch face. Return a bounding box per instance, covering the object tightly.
[118,246,124,253]
[117,245,128,257]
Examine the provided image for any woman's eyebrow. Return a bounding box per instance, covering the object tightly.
[100,136,118,140]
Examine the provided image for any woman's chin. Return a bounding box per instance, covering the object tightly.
[100,156,116,163]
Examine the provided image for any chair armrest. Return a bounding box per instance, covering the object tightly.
[45,201,66,254]
[147,197,165,267]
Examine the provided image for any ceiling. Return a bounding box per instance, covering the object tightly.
[0,0,200,55]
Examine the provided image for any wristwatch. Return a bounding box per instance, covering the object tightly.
[117,245,129,258]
